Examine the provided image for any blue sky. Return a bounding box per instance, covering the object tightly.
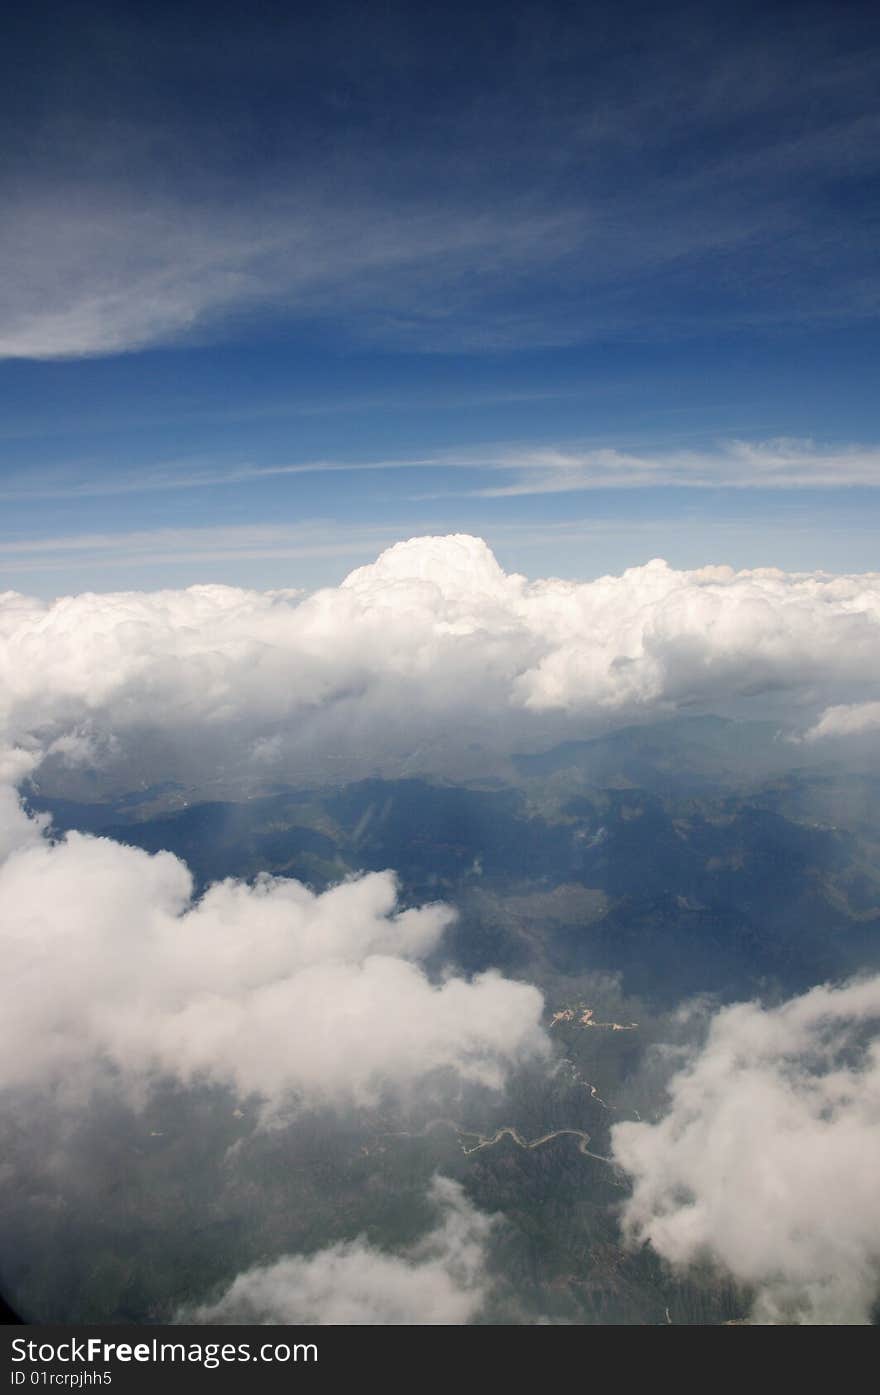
[2,0,879,594]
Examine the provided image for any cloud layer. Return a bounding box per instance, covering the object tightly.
[612,977,880,1324]
[2,536,879,779]
[0,790,547,1107]
[186,1176,495,1324]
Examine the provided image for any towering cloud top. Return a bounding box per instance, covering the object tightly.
[341,533,514,599]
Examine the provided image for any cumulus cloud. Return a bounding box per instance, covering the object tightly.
[612,977,880,1324]
[2,536,880,781]
[0,749,47,860]
[185,1176,495,1324]
[0,788,547,1107]
[802,700,880,742]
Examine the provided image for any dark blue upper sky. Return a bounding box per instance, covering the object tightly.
[2,0,879,592]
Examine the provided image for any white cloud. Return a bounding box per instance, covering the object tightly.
[0,789,548,1107]
[1,536,879,778]
[0,748,46,860]
[802,700,880,742]
[612,977,880,1324]
[185,1176,495,1324]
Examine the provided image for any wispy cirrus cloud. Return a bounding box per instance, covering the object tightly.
[423,438,880,497]
[2,4,879,360]
[0,456,440,503]
[4,438,880,508]
[0,522,405,573]
[0,187,580,361]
